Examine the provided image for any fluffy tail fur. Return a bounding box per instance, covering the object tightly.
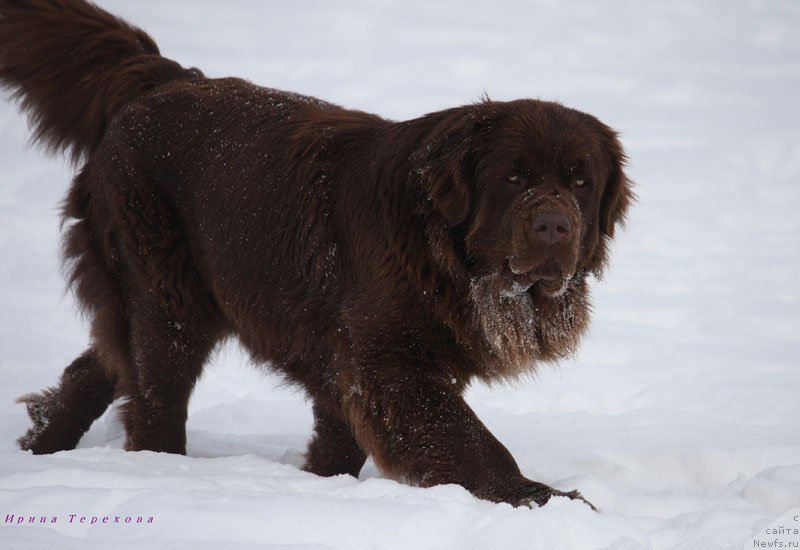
[0,0,201,162]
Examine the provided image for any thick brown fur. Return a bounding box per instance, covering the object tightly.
[2,0,632,509]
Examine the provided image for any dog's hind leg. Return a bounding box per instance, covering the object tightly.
[17,349,116,454]
[120,289,222,455]
[112,172,224,455]
[17,164,124,454]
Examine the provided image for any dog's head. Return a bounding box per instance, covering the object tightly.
[415,99,632,300]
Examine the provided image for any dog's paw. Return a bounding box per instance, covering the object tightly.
[16,389,61,453]
[509,481,597,511]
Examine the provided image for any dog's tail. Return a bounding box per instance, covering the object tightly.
[0,0,202,162]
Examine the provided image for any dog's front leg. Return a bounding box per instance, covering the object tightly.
[335,349,594,509]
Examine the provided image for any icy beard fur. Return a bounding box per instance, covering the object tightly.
[469,273,541,377]
[469,272,589,378]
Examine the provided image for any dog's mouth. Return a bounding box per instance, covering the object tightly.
[535,275,571,298]
[505,258,572,299]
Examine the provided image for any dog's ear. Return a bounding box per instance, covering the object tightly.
[429,151,473,227]
[412,109,490,226]
[598,129,633,238]
[584,125,634,278]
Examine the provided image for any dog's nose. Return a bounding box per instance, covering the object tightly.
[532,212,571,244]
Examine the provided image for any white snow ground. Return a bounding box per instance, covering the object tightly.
[1,1,799,548]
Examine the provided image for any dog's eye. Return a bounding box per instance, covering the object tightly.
[507,174,522,184]
[575,178,589,188]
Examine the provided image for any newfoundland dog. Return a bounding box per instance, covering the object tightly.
[0,0,632,509]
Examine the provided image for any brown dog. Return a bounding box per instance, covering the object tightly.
[0,0,632,509]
